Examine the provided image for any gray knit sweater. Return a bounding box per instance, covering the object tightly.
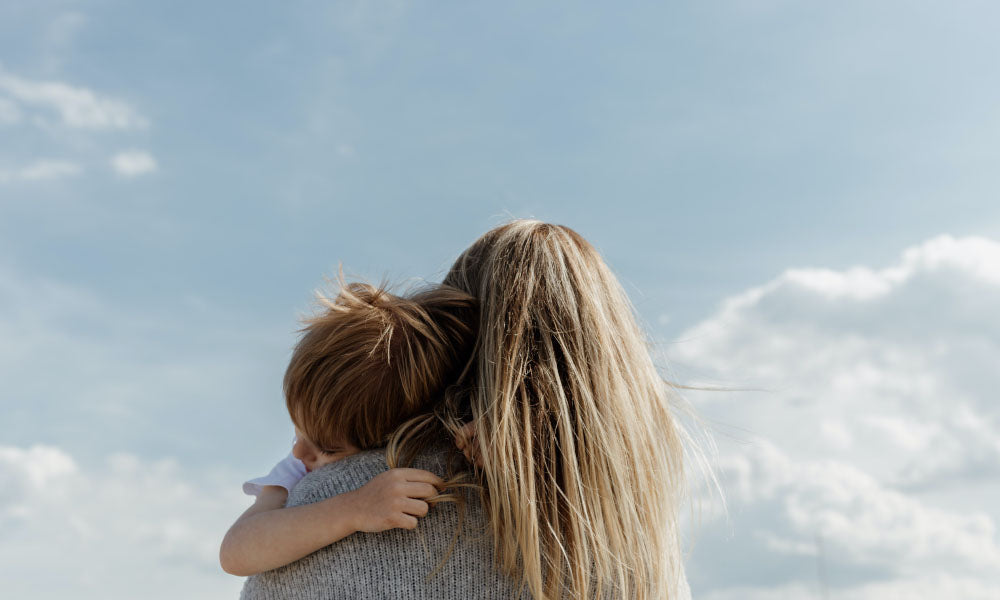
[239,446,531,600]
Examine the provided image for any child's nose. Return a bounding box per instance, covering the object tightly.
[292,439,311,462]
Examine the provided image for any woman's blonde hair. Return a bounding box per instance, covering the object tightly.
[285,280,477,452]
[391,219,689,599]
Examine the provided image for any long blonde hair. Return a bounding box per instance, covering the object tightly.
[391,220,689,599]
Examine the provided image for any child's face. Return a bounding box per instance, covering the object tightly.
[292,426,360,473]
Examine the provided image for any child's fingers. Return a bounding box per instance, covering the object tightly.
[393,468,445,488]
[403,482,440,499]
[396,513,419,530]
[402,498,429,518]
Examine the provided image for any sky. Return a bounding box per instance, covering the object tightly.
[1,1,999,598]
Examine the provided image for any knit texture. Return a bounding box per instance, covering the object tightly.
[239,446,531,600]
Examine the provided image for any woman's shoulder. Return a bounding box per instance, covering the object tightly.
[286,449,384,506]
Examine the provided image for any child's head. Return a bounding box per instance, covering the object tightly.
[284,280,477,460]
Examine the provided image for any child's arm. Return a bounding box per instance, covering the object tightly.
[219,468,444,576]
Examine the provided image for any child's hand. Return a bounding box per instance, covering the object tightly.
[455,421,483,468]
[346,468,444,532]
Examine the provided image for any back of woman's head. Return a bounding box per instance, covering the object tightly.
[441,220,687,600]
[285,280,476,452]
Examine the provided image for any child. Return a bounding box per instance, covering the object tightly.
[219,280,477,577]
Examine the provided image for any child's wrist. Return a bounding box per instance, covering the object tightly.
[324,489,364,536]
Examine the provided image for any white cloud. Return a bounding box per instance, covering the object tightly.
[0,159,82,183]
[719,442,1000,571]
[674,234,1000,486]
[0,67,152,186]
[675,234,1000,597]
[0,444,246,599]
[110,150,158,177]
[0,445,77,520]
[0,66,147,130]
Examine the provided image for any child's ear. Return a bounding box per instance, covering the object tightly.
[456,421,475,441]
[454,421,482,468]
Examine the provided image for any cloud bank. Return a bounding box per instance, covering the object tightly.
[676,235,1000,598]
[0,444,245,598]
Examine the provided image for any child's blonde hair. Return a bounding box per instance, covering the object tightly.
[284,279,477,452]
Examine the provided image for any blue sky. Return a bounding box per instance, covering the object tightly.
[2,2,999,598]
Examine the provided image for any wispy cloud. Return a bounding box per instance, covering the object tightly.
[110,150,158,177]
[0,66,147,131]
[0,67,153,186]
[0,159,82,183]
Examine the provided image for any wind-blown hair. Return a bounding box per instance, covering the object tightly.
[390,220,689,599]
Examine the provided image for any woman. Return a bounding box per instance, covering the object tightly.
[242,220,691,599]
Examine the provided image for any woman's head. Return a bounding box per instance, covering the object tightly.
[284,280,476,454]
[439,220,687,600]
